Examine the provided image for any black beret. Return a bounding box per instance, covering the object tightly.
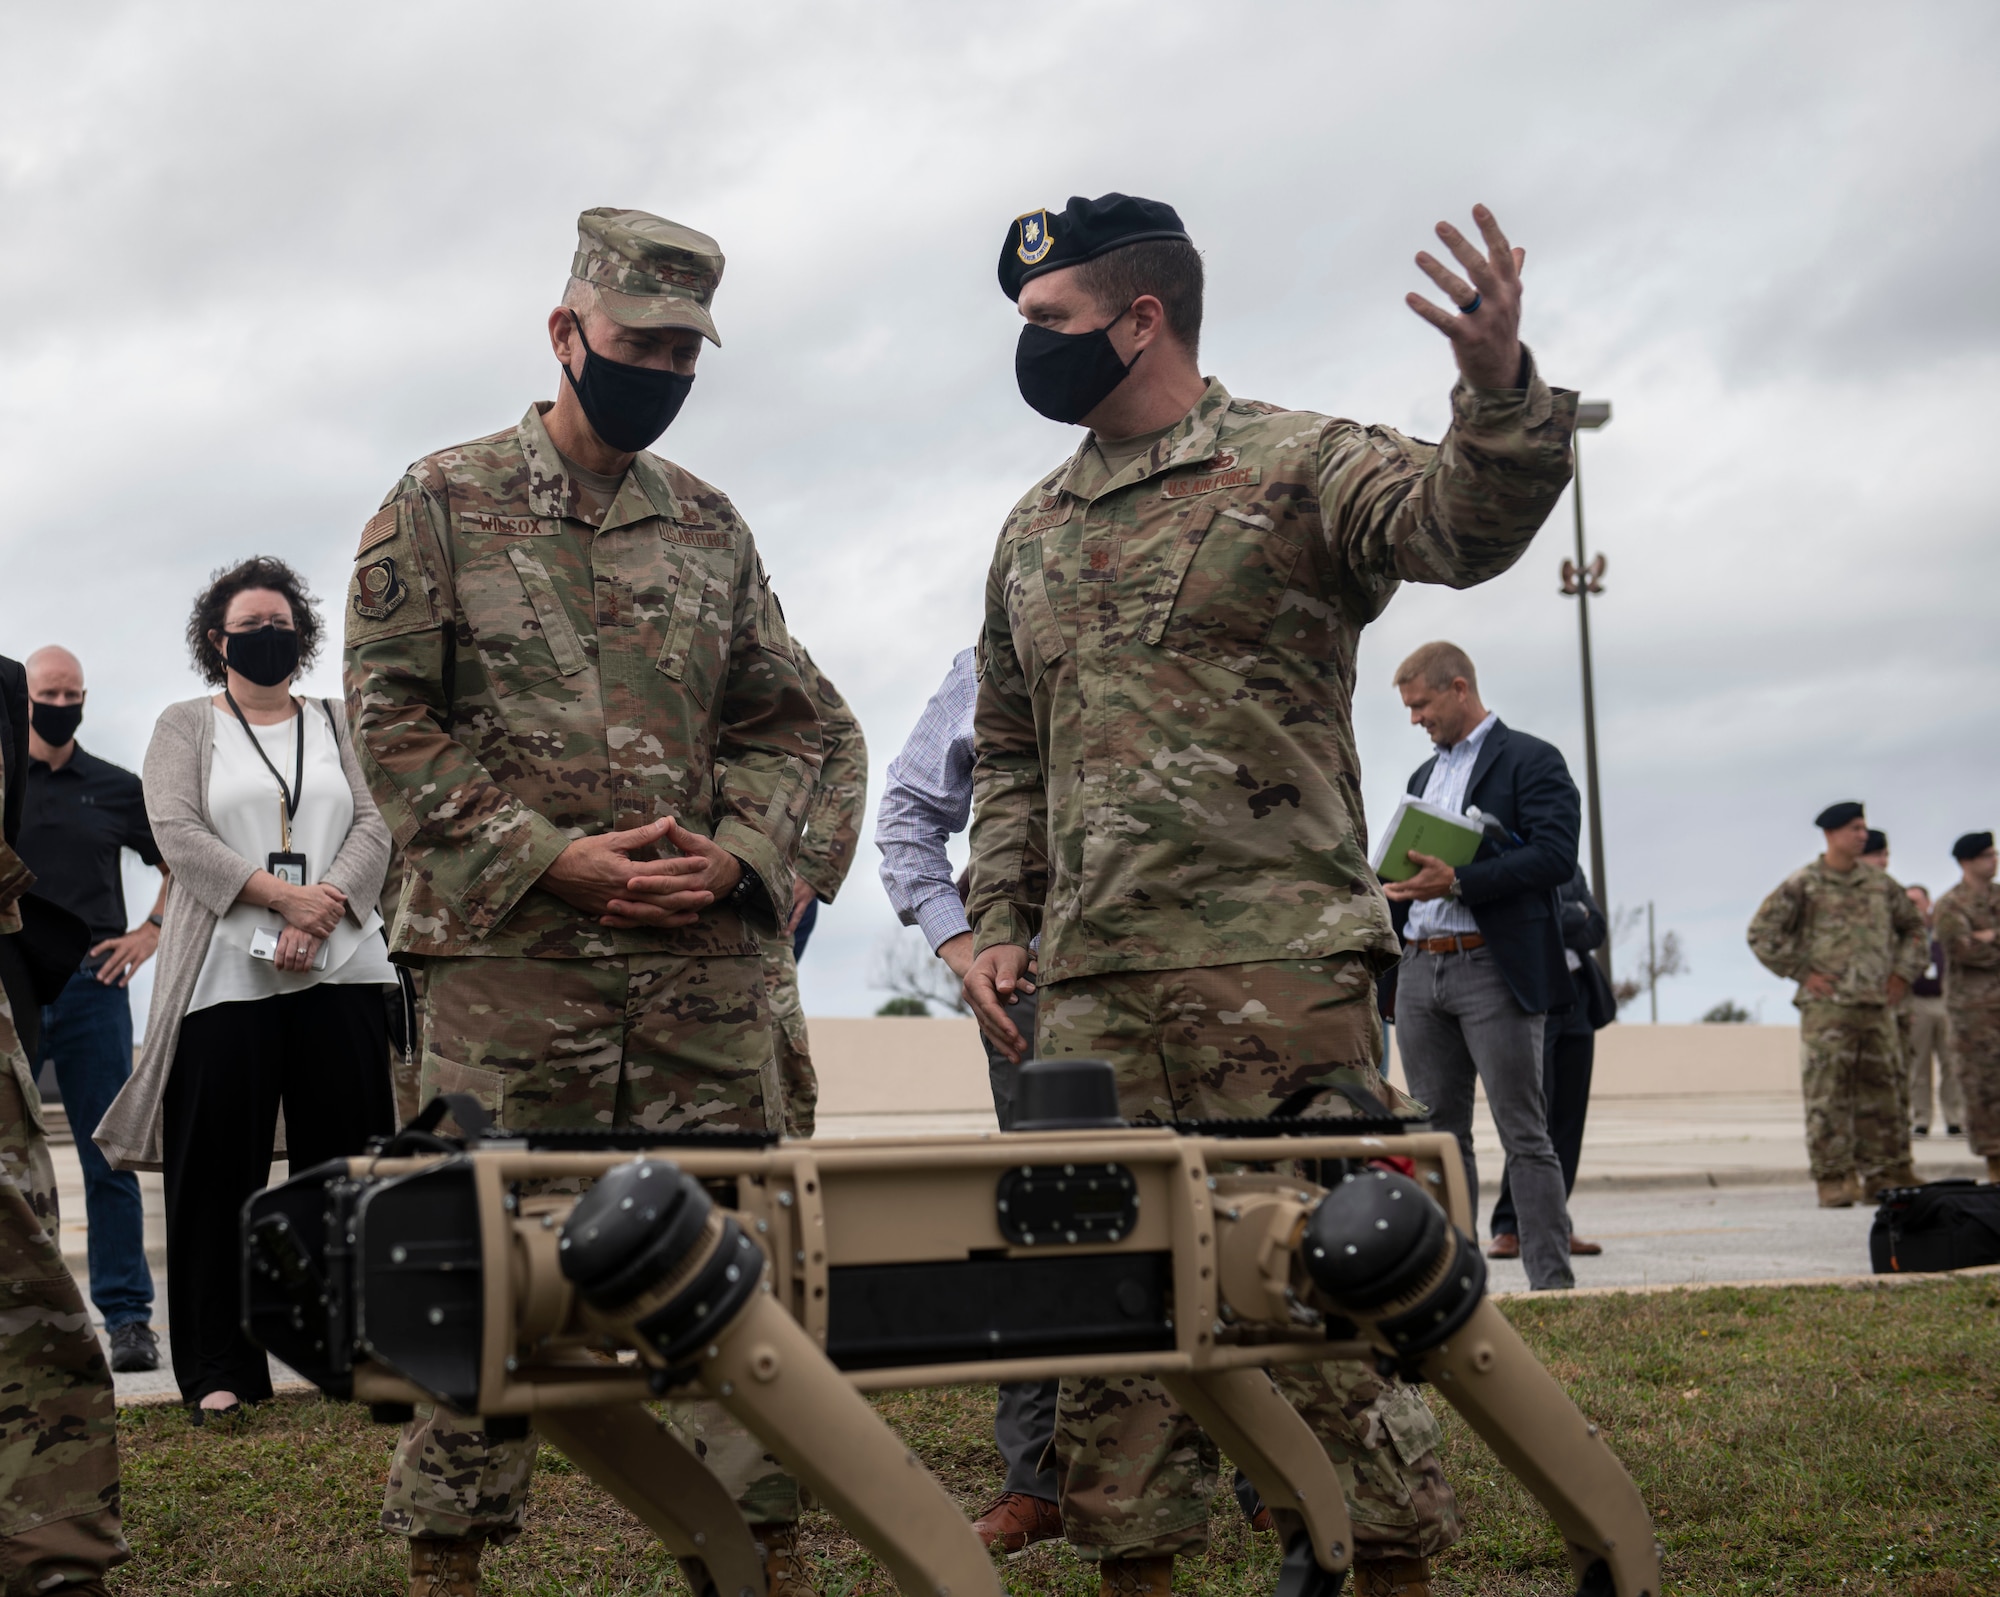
[1815,801,1865,830]
[998,193,1191,302]
[1952,831,1995,861]
[1864,830,1888,855]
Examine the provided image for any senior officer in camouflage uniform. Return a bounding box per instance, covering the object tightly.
[345,210,824,1597]
[1935,832,2000,1184]
[763,642,867,1138]
[0,655,127,1596]
[1748,802,1926,1206]
[964,193,1576,1597]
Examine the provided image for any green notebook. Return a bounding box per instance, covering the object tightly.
[1370,797,1486,883]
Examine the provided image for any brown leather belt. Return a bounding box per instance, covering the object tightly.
[1414,933,1485,955]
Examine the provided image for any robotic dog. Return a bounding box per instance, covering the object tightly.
[242,1061,1659,1597]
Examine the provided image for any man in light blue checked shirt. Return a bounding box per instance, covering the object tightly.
[875,646,1060,1553]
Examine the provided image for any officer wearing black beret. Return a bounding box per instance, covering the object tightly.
[1936,830,2000,1184]
[1749,800,1925,1205]
[964,189,1577,1597]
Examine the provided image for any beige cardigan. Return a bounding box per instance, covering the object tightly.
[95,695,391,1172]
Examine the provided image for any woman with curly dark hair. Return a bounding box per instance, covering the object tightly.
[96,556,397,1424]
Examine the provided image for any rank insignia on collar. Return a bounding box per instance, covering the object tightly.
[1015,209,1054,266]
[352,555,408,620]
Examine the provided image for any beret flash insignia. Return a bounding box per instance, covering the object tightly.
[1015,209,1054,266]
[353,555,408,620]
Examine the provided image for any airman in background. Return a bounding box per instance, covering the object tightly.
[0,654,128,1596]
[1934,832,2000,1184]
[345,210,824,1597]
[1748,803,1925,1205]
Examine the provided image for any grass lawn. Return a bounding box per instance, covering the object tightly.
[111,1276,2000,1595]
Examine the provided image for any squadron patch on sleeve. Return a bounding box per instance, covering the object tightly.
[352,555,409,620]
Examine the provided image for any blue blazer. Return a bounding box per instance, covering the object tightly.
[1387,718,1582,1016]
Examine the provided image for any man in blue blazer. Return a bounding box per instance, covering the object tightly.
[1381,641,1581,1290]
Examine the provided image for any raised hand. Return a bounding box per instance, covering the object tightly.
[1405,203,1527,390]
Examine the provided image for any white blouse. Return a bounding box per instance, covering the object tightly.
[186,702,398,1013]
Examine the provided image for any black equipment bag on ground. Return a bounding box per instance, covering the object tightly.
[1869,1180,2000,1273]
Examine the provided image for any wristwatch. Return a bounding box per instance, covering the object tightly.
[1446,875,1462,900]
[145,913,164,929]
[726,860,772,926]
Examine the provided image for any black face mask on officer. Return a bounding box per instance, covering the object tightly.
[29,700,82,748]
[563,312,696,454]
[1014,303,1138,425]
[224,625,300,689]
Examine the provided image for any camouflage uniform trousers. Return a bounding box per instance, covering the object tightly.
[1034,954,1461,1563]
[1946,1003,2000,1158]
[762,936,816,1140]
[1798,1000,1910,1184]
[0,992,127,1594]
[380,951,802,1546]
[1901,994,1960,1131]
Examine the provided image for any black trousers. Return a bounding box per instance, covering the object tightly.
[163,982,396,1405]
[1490,1009,1595,1238]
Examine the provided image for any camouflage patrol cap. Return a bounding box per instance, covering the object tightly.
[571,208,725,345]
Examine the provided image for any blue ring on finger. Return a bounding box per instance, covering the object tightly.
[1457,293,1482,315]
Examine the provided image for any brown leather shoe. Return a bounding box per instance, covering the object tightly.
[1100,1554,1174,1596]
[1485,1232,1521,1259]
[1353,1554,1432,1596]
[972,1492,1064,1553]
[409,1535,483,1597]
[1569,1235,1603,1256]
[1816,1177,1856,1209]
[759,1524,817,1597]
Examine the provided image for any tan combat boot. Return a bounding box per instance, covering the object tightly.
[1987,1155,2000,1185]
[1867,1164,1921,1198]
[1100,1554,1174,1596]
[1816,1177,1855,1209]
[759,1524,817,1597]
[408,1535,483,1597]
[1353,1554,1433,1596]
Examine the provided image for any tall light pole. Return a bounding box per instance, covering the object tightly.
[1561,400,1613,982]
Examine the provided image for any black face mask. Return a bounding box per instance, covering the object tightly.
[225,625,301,688]
[1014,306,1138,425]
[562,312,696,454]
[30,700,82,748]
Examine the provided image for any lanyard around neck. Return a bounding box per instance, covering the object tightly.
[222,688,304,850]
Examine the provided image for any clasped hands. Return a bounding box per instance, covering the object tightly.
[543,816,742,930]
[269,878,347,972]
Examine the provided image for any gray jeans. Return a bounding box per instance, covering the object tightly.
[982,987,1058,1500]
[1395,946,1574,1291]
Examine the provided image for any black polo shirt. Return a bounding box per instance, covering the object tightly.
[17,745,162,941]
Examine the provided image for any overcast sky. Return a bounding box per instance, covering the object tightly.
[3,1,1995,1035]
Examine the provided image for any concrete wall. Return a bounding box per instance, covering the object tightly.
[806,1016,1804,1118]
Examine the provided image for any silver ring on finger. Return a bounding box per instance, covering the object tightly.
[1457,292,1482,315]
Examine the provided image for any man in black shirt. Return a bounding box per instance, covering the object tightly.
[18,647,166,1372]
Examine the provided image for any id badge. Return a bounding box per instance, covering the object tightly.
[268,850,309,887]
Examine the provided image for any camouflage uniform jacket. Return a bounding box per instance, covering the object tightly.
[345,402,823,960]
[793,644,867,902]
[1934,879,2000,1007]
[1747,859,1926,1007]
[968,365,1577,984]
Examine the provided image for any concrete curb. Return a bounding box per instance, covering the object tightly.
[1572,1160,1986,1193]
[1493,1261,2000,1301]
